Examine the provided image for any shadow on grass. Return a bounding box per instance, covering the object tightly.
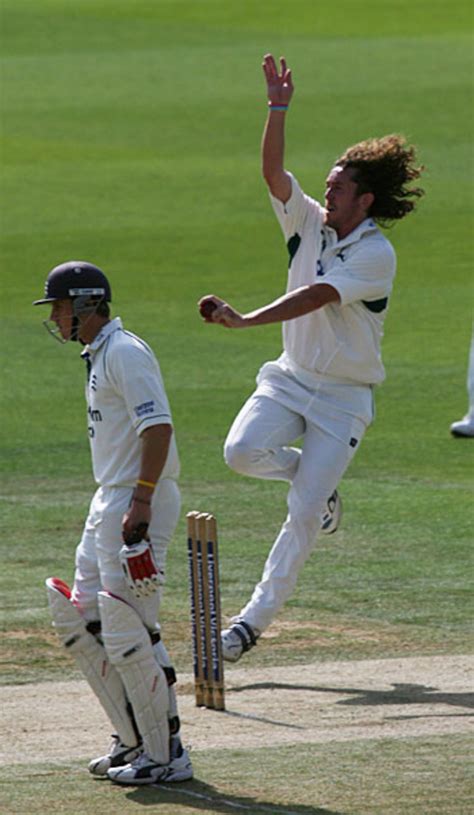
[229,681,474,711]
[126,778,340,814]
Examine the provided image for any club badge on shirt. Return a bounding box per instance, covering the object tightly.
[134,400,156,418]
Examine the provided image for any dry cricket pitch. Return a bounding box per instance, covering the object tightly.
[2,653,473,766]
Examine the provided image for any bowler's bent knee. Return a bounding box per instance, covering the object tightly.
[224,439,260,476]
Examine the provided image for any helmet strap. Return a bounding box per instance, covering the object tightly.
[70,315,80,342]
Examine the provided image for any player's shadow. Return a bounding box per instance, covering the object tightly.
[126,778,340,814]
[229,681,474,713]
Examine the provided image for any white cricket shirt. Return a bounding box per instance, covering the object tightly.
[270,173,396,385]
[81,317,179,486]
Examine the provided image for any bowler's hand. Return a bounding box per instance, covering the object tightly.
[198,295,221,322]
[262,54,294,106]
[213,301,246,328]
[198,295,246,328]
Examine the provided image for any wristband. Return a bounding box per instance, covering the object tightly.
[136,479,156,489]
[268,104,288,111]
[132,496,151,506]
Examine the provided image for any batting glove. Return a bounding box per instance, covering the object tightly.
[119,540,163,599]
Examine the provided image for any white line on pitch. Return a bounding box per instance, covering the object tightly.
[158,783,303,814]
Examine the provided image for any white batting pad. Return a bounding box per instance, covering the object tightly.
[98,591,170,765]
[45,577,138,747]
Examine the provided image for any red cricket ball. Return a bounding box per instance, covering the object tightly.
[200,300,217,319]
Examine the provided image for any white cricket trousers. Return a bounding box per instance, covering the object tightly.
[224,361,374,633]
[71,477,180,630]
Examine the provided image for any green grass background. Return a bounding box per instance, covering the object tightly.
[1,1,473,813]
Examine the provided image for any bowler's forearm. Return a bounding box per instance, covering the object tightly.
[242,284,340,327]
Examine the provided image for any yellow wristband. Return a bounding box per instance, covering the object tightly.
[136,479,156,489]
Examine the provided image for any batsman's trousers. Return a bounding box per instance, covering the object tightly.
[71,477,180,629]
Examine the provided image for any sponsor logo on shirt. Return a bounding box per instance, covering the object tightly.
[88,405,102,422]
[317,247,346,277]
[87,404,102,439]
[317,231,328,276]
[134,401,155,418]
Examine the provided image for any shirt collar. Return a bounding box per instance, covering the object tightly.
[325,217,378,249]
[81,316,122,358]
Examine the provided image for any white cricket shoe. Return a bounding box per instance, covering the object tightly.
[221,620,259,663]
[88,735,142,776]
[107,744,193,785]
[320,490,342,535]
[450,414,474,438]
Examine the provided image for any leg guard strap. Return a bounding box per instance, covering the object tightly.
[152,636,178,719]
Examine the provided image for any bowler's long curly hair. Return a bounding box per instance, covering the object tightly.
[336,135,425,226]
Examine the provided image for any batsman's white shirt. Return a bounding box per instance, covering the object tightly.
[270,173,396,385]
[81,317,179,486]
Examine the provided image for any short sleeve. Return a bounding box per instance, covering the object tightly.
[323,240,396,307]
[107,341,172,435]
[269,173,325,242]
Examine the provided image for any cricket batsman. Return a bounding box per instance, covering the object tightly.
[34,261,192,785]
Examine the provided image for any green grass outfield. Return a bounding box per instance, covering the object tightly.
[1,2,473,814]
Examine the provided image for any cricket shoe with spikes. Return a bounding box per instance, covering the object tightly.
[221,620,259,663]
[107,744,193,785]
[319,489,342,535]
[88,735,143,776]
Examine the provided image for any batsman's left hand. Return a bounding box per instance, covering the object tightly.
[122,500,151,545]
[119,541,163,598]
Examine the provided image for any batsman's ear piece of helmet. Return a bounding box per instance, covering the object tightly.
[33,261,112,306]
